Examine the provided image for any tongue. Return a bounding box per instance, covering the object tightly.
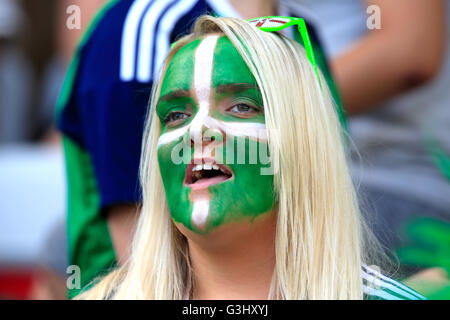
[193,174,229,185]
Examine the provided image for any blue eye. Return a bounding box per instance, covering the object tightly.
[163,111,190,124]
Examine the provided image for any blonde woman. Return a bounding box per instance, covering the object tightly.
[77,15,425,300]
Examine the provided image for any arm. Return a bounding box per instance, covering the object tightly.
[106,204,139,265]
[331,0,446,115]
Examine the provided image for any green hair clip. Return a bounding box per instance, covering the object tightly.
[247,16,321,86]
[169,16,321,86]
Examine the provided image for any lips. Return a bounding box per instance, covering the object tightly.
[184,158,233,189]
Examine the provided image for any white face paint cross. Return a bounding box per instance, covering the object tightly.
[186,34,218,230]
[189,35,219,144]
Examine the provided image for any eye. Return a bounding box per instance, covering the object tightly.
[163,111,190,125]
[227,103,260,115]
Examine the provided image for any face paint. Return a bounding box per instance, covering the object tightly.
[157,35,275,234]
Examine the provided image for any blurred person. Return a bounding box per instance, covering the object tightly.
[36,0,107,145]
[56,0,345,298]
[0,0,33,143]
[0,0,85,300]
[398,218,450,299]
[286,0,450,259]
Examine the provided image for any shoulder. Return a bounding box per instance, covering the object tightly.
[78,0,213,83]
[362,265,427,300]
[76,0,132,53]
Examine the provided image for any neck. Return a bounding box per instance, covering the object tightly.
[229,0,278,20]
[186,212,276,300]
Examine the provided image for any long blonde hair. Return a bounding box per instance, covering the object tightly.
[77,15,380,300]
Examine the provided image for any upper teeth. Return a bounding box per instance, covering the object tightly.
[193,164,221,171]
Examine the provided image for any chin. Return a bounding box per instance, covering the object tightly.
[173,210,276,249]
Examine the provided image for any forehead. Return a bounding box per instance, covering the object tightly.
[160,35,257,96]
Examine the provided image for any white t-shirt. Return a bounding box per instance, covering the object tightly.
[287,0,450,213]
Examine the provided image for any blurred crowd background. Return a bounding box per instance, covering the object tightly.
[0,0,103,299]
[0,0,449,299]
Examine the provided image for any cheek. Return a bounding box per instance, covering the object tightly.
[157,141,195,229]
[157,141,188,189]
[207,138,275,222]
[157,144,173,175]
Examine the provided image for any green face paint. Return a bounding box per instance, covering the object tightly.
[156,35,275,234]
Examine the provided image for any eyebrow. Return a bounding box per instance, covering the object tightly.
[158,89,191,102]
[215,83,259,94]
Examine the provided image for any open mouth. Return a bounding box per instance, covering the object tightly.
[185,159,233,189]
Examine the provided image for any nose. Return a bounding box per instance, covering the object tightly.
[190,124,223,148]
[188,108,224,146]
[189,115,224,160]
[189,121,209,147]
[188,105,208,146]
